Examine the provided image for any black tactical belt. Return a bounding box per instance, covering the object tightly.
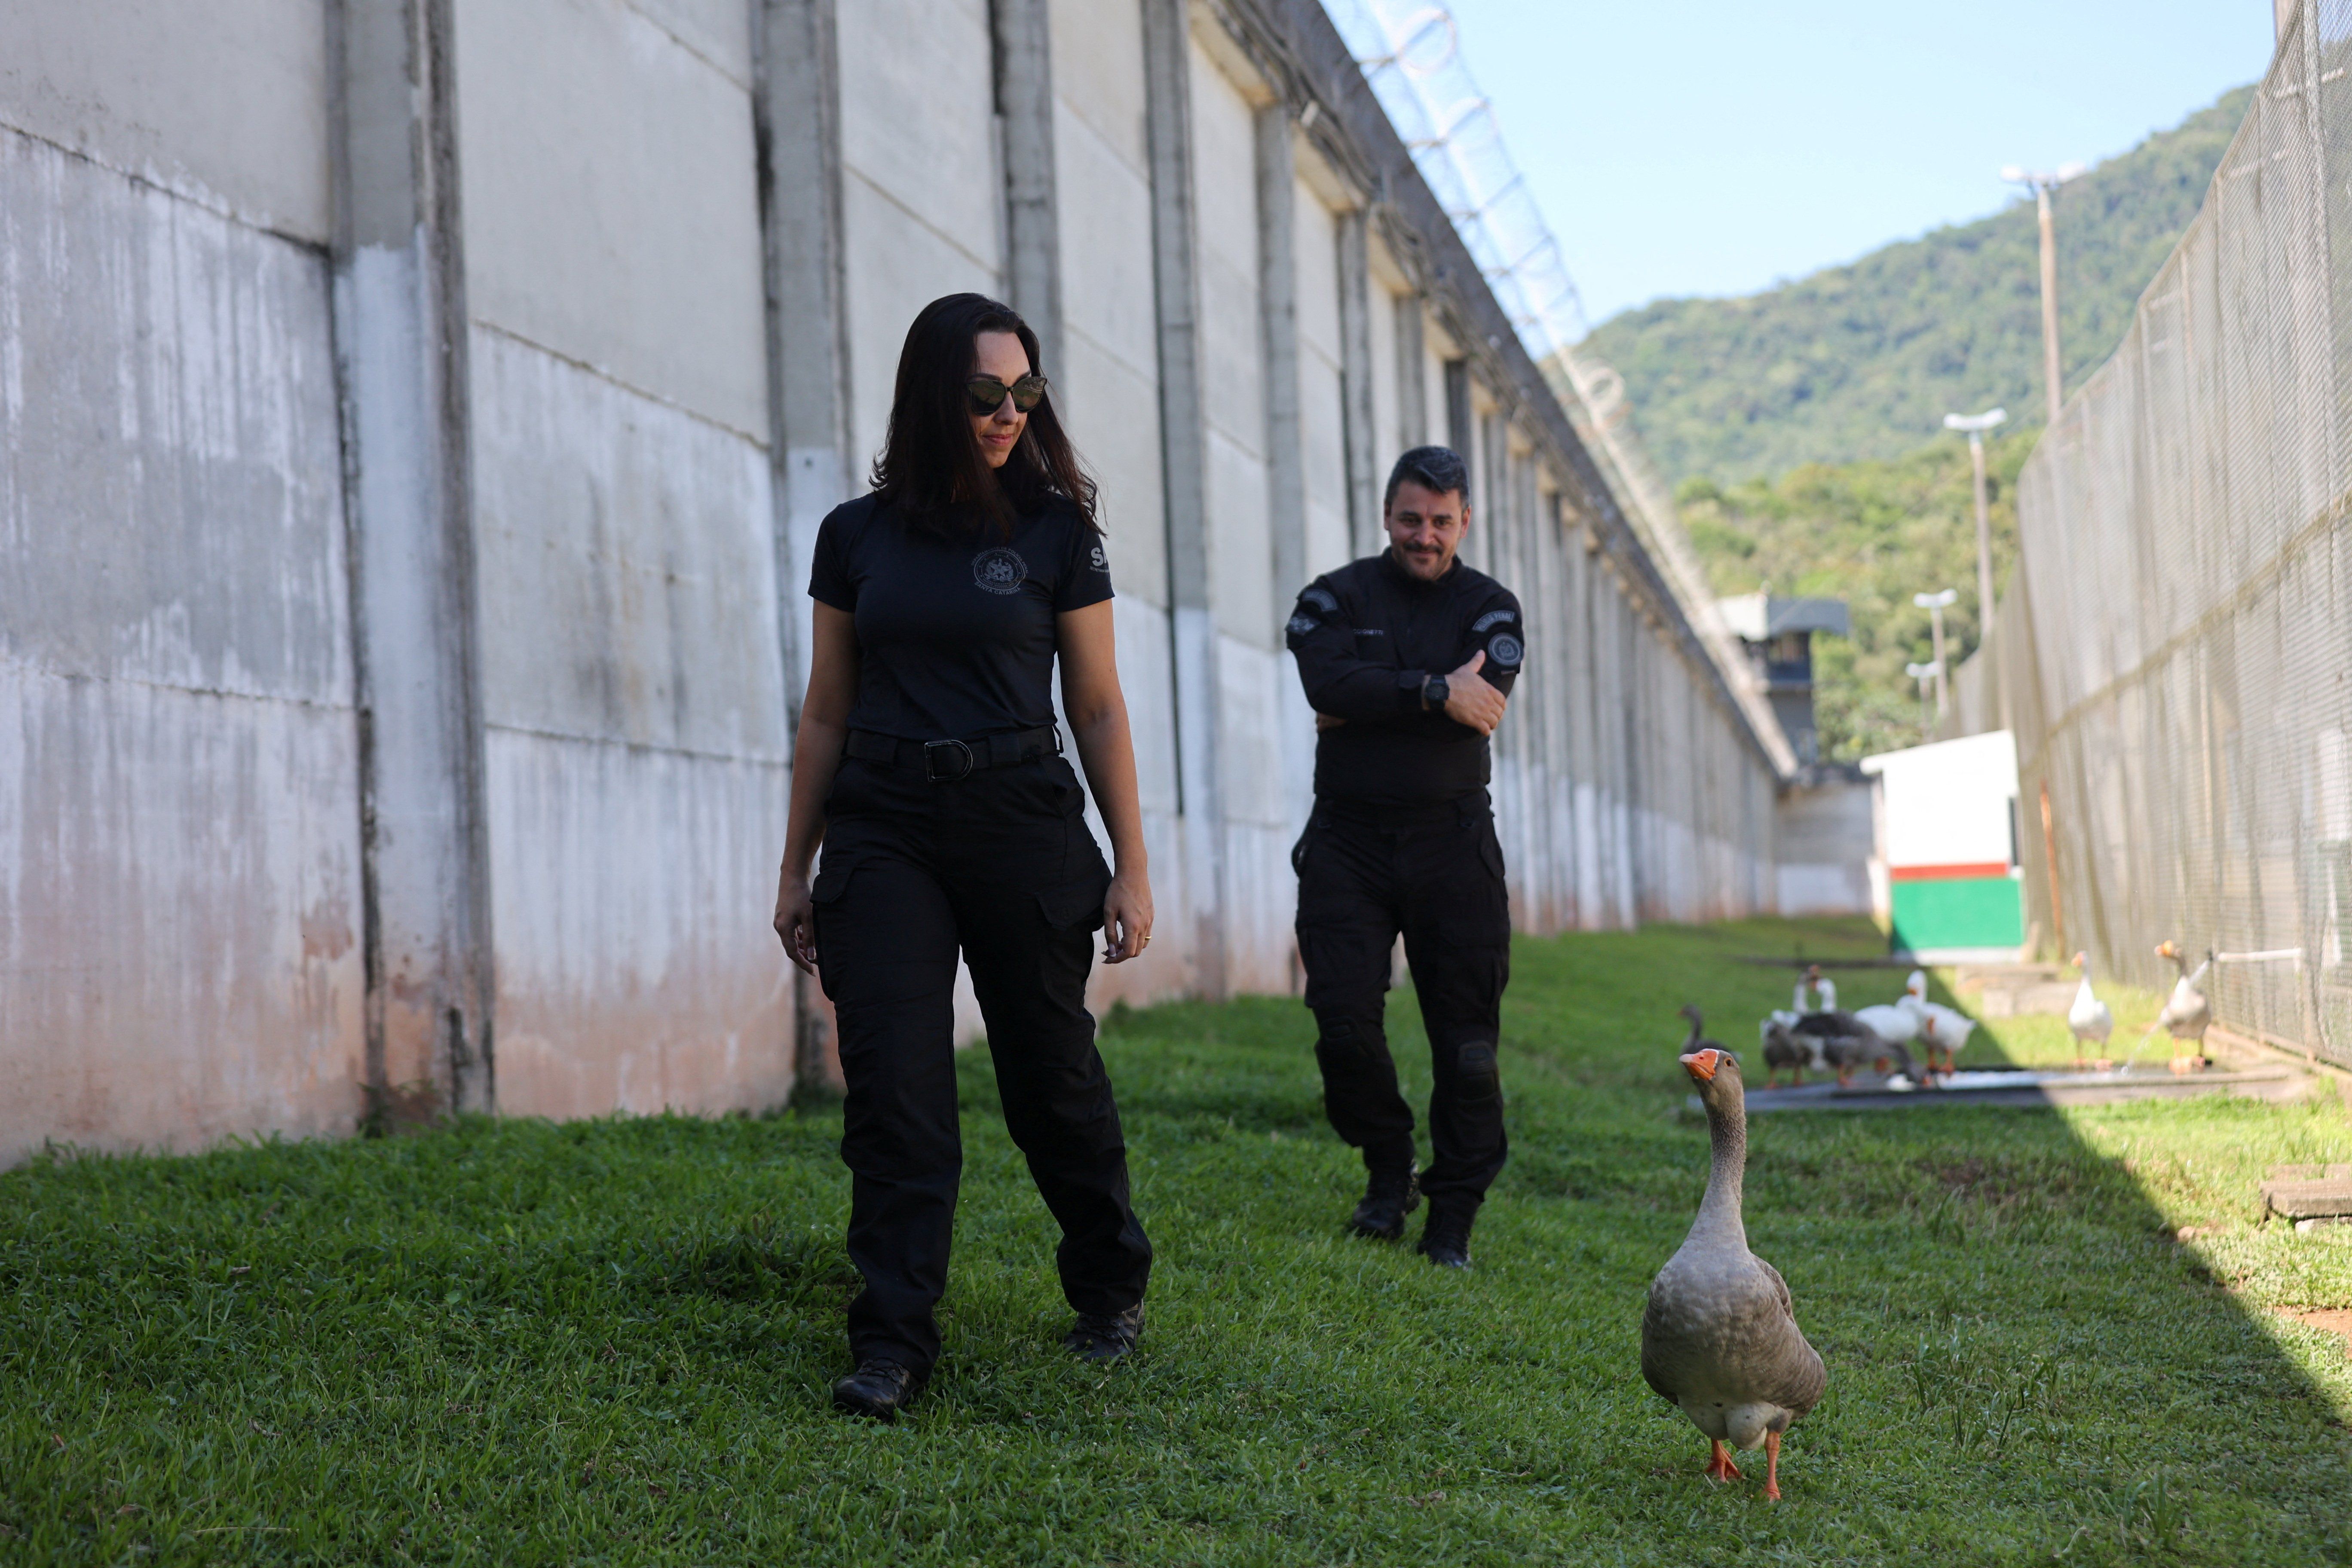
[846,725,1063,783]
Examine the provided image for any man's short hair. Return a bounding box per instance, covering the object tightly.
[1383,446,1470,513]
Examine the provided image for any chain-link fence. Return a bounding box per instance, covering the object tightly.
[1323,0,1796,774]
[1955,0,2352,1065]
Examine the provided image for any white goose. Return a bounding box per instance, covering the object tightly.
[2150,941,2213,1074]
[1850,982,1923,1051]
[1903,970,1977,1075]
[2067,951,2114,1071]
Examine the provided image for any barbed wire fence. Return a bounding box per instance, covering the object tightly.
[1954,0,2352,1066]
[1320,0,1795,775]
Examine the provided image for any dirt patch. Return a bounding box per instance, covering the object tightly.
[2274,1307,2352,1355]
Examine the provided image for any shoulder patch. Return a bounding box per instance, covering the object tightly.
[1472,608,1518,633]
[1301,585,1340,614]
[1486,630,1524,668]
[1285,613,1320,638]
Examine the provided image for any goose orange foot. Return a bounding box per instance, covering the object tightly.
[1703,1440,1743,1482]
[1763,1430,1783,1502]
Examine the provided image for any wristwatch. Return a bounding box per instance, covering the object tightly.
[1422,674,1450,710]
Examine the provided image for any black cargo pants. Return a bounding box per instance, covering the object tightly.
[811,747,1152,1376]
[1293,792,1511,1210]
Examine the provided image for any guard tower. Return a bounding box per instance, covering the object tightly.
[1715,594,1851,766]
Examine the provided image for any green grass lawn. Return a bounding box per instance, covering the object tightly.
[6,917,2352,1565]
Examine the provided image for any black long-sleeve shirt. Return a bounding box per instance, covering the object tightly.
[1285,551,1524,806]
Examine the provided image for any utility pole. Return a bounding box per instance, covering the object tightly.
[2002,164,2086,423]
[1914,589,1957,720]
[1944,408,2008,630]
[1905,661,1942,736]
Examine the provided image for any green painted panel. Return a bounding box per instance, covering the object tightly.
[1890,876,2022,951]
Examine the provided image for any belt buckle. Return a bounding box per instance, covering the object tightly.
[922,738,975,783]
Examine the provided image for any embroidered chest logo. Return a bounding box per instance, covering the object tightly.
[972,546,1030,595]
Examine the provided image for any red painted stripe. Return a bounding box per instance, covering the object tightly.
[1890,862,2012,882]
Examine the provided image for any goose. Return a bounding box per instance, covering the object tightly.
[1902,971,1977,1075]
[1760,1020,1812,1087]
[1803,965,1839,1013]
[1850,991,1923,1050]
[1828,1029,1919,1087]
[1789,1008,1885,1081]
[2066,951,2114,1071]
[2150,941,2213,1073]
[1643,1043,1826,1501]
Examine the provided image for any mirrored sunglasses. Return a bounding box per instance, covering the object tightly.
[965,374,1049,416]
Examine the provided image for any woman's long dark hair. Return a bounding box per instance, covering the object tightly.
[870,293,1099,539]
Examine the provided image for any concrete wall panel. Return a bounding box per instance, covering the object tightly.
[835,0,1000,472]
[0,127,360,1164]
[458,0,767,434]
[487,728,792,1118]
[1190,48,1273,649]
[0,668,364,1164]
[1049,0,1150,171]
[0,132,349,702]
[625,0,753,86]
[839,178,1001,481]
[0,0,330,242]
[469,330,784,759]
[1292,187,1351,577]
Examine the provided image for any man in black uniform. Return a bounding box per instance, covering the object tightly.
[1285,445,1521,1268]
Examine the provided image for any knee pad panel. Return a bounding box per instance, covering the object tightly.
[1314,1017,1386,1066]
[1455,1041,1500,1104]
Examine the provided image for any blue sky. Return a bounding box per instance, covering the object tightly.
[1438,0,2279,327]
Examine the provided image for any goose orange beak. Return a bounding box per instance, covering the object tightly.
[1681,1049,1721,1082]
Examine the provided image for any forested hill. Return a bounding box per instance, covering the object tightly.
[1578,86,2254,484]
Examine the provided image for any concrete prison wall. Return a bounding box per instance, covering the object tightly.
[0,0,1781,1165]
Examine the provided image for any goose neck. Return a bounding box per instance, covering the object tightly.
[1694,1092,1749,1245]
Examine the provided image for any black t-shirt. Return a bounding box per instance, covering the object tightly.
[1284,551,1524,806]
[808,493,1112,739]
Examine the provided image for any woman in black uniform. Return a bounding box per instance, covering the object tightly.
[772,293,1155,1421]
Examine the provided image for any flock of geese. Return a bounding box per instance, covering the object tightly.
[1745,965,1969,1089]
[1644,944,2221,1500]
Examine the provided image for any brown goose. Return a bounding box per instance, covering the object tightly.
[1642,1044,1826,1500]
[1760,1020,1811,1087]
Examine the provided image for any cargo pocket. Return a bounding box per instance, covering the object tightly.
[1477,820,1506,881]
[811,860,858,906]
[808,861,858,998]
[1290,817,1318,876]
[1036,870,1113,933]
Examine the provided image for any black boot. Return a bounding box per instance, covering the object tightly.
[1349,1158,1421,1240]
[832,1358,925,1420]
[1417,1200,1476,1269]
[1062,1303,1145,1364]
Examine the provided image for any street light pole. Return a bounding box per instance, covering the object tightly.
[1944,407,2008,631]
[1914,589,1958,720]
[1905,661,1942,736]
[2002,164,2087,424]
